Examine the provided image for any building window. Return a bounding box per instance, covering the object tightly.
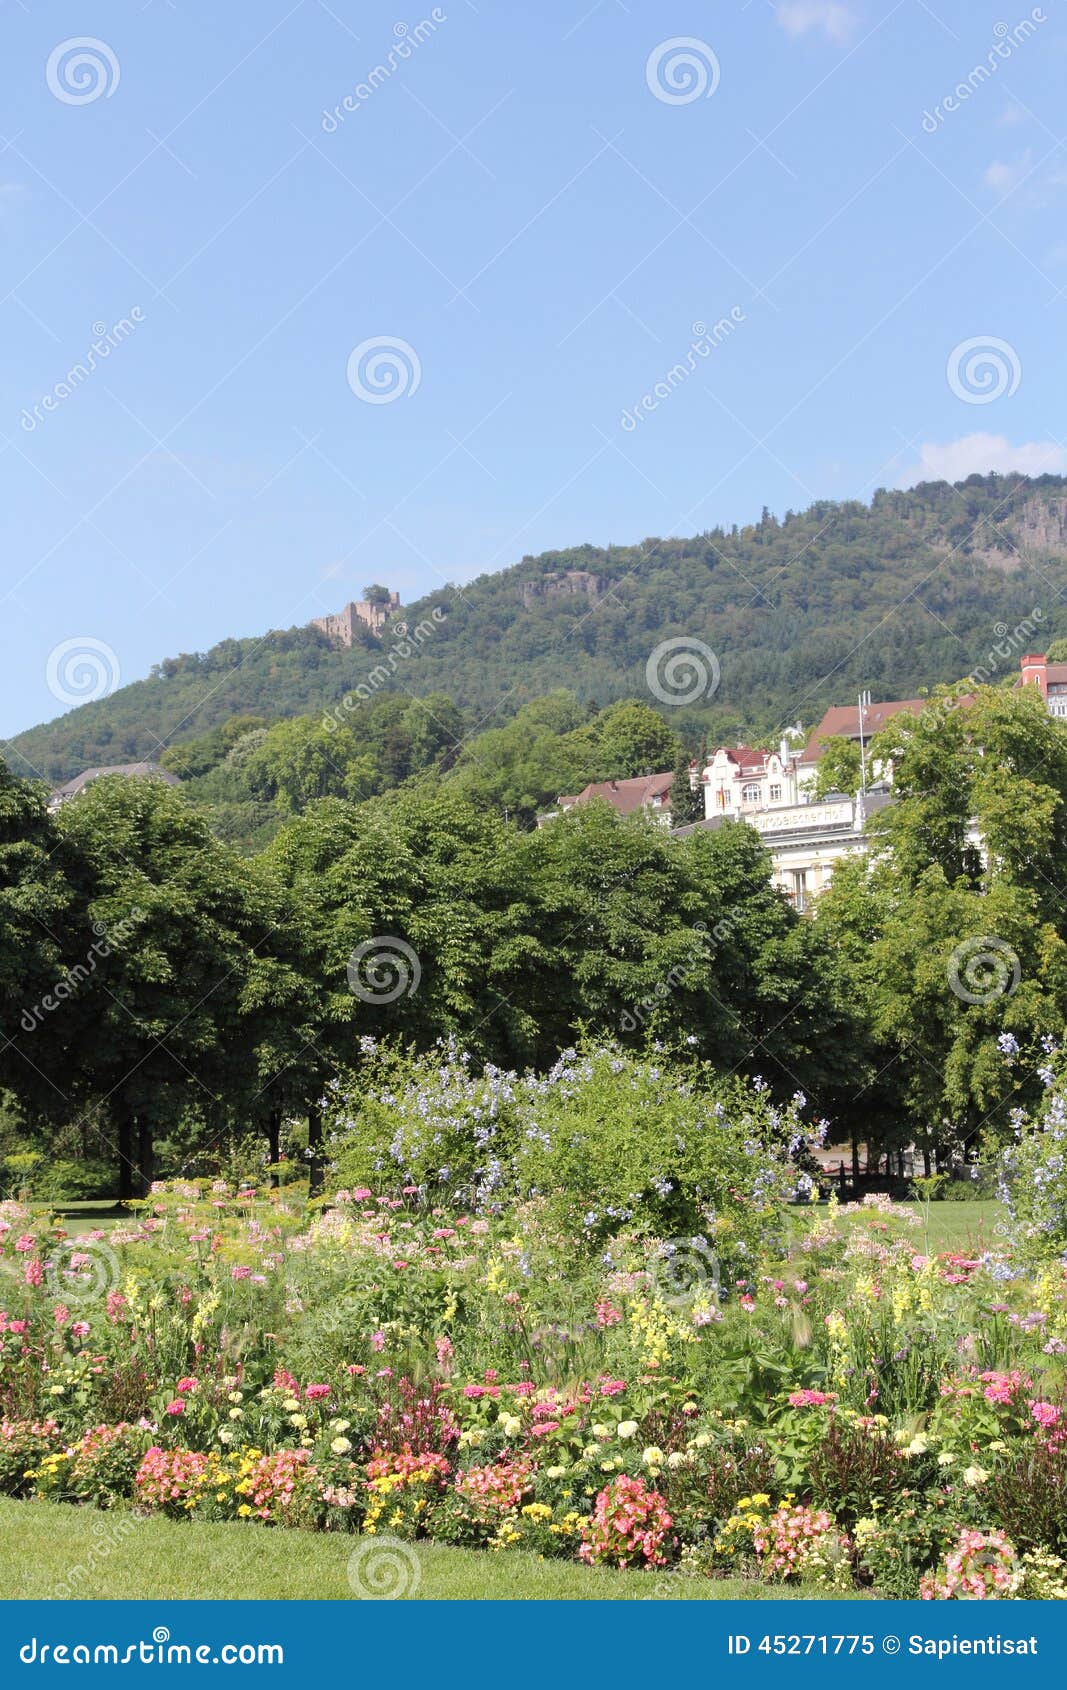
[769,783,782,802]
[741,782,761,802]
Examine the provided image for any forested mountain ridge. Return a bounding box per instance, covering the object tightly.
[7,471,1067,786]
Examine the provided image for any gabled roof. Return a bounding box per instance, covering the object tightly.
[50,762,181,801]
[558,771,675,815]
[702,745,775,778]
[801,699,925,763]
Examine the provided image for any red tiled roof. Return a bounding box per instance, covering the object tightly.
[1016,663,1067,686]
[558,771,675,815]
[801,699,925,762]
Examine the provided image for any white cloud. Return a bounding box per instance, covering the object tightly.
[898,434,1067,486]
[775,2,856,44]
[984,149,1033,194]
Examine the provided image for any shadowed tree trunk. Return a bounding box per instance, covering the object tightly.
[137,1120,154,1196]
[117,1112,135,1202]
[267,1110,281,1188]
[307,1102,324,1199]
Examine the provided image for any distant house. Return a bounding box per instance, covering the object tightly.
[540,770,677,826]
[1017,652,1067,718]
[796,697,927,791]
[676,791,894,912]
[700,743,803,818]
[48,762,181,813]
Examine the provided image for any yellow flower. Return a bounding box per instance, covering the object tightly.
[642,1446,665,1468]
[237,1504,252,1518]
[330,1437,352,1455]
[963,1465,989,1487]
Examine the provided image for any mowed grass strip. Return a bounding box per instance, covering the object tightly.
[0,1501,874,1601]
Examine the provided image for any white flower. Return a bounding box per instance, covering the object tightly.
[963,1465,989,1487]
[616,1420,638,1440]
[330,1436,352,1455]
[642,1446,665,1468]
[591,1423,611,1440]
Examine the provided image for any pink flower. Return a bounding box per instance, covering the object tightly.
[370,1330,386,1352]
[164,1400,185,1416]
[352,1188,372,1202]
[176,1377,199,1395]
[14,1235,35,1254]
[1031,1401,1061,1429]
[230,1264,251,1281]
[53,1305,70,1327]
[71,1321,89,1339]
[304,1383,331,1400]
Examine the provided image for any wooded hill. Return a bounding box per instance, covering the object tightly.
[7,471,1067,787]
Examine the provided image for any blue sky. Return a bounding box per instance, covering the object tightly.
[2,0,1066,737]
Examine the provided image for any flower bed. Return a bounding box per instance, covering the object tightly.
[1,1175,1066,1597]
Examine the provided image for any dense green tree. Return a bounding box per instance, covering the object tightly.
[55,778,286,1196]
[668,755,702,824]
[810,735,862,799]
[0,760,76,1122]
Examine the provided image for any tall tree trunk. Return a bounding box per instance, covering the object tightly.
[267,1111,281,1188]
[136,1120,154,1196]
[851,1134,860,1183]
[307,1102,324,1199]
[117,1112,135,1202]
[923,1148,932,1178]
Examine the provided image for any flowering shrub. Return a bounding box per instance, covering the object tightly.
[919,1528,1019,1599]
[578,1474,675,1569]
[0,1419,61,1498]
[326,1041,813,1266]
[363,1449,451,1539]
[752,1501,853,1588]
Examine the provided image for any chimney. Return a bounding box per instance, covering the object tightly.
[1021,653,1048,697]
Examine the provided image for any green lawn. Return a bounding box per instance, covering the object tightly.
[903,1198,1002,1254]
[0,1501,872,1601]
